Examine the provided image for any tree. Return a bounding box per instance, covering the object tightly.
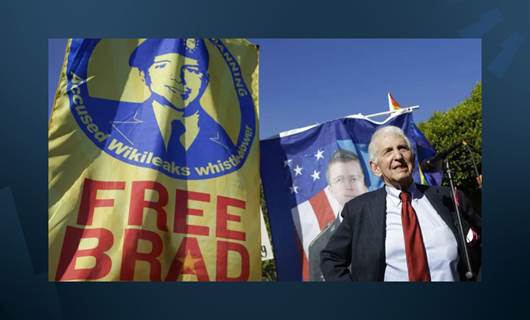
[418,83,482,210]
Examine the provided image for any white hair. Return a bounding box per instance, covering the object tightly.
[368,126,413,162]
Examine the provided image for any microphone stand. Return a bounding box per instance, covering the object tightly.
[444,159,474,280]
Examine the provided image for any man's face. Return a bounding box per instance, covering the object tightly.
[147,53,205,109]
[328,160,368,206]
[369,134,415,189]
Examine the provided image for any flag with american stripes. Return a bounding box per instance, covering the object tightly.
[260,111,442,281]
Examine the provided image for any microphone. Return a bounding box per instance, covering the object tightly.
[420,142,462,172]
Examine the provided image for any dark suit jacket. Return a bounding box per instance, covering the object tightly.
[320,184,481,281]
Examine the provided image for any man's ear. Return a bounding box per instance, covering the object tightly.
[370,160,382,177]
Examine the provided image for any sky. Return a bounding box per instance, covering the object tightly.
[48,39,480,139]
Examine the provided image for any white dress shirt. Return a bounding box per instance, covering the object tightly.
[383,184,459,281]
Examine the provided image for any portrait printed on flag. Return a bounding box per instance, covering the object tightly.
[285,138,374,281]
[49,39,261,281]
[56,39,256,180]
[306,149,368,281]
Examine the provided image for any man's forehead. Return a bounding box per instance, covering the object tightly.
[377,134,407,148]
[329,160,363,173]
[153,53,199,65]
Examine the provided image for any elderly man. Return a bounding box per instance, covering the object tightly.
[308,149,368,281]
[320,126,481,281]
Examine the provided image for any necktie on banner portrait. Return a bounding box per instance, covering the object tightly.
[260,112,441,281]
[48,39,261,281]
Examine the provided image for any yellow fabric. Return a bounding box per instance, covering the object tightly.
[48,39,261,281]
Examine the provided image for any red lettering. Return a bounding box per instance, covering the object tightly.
[77,178,125,225]
[55,226,113,280]
[120,229,163,281]
[166,237,210,281]
[129,181,168,231]
[216,240,250,281]
[216,196,246,241]
[174,190,210,236]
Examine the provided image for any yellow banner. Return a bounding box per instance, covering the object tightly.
[48,39,260,281]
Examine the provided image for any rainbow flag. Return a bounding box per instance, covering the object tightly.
[388,92,401,111]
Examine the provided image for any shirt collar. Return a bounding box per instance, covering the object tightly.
[385,183,422,206]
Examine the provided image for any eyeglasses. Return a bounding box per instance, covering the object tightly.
[331,175,362,185]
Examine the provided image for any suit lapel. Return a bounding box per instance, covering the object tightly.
[369,187,387,237]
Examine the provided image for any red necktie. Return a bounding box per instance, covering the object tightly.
[400,191,431,282]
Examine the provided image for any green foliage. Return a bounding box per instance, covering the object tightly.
[261,258,277,281]
[418,83,482,193]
